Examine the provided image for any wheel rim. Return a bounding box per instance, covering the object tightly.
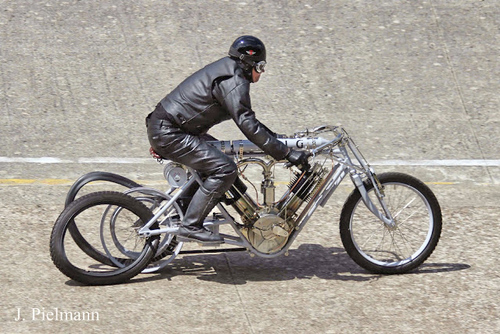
[349,182,434,267]
[100,196,183,269]
[60,201,154,276]
[92,187,187,273]
[99,204,144,268]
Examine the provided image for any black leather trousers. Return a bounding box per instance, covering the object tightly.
[146,112,237,228]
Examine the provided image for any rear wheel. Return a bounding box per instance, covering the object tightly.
[107,189,184,273]
[50,191,158,285]
[339,172,442,274]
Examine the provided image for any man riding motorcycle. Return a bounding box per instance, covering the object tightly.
[146,35,308,243]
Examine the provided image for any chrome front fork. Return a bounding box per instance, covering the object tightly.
[350,172,396,229]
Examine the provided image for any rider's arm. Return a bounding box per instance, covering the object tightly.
[218,79,290,160]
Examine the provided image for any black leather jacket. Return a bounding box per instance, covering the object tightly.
[153,57,289,161]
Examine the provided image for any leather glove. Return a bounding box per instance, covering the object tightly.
[286,149,310,169]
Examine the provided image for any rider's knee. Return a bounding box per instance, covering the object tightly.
[219,160,238,183]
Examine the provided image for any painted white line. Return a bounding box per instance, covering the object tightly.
[371,160,500,167]
[0,157,74,164]
[0,157,153,164]
[1,157,500,166]
[77,158,152,164]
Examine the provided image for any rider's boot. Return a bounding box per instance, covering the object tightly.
[177,182,199,214]
[177,188,224,243]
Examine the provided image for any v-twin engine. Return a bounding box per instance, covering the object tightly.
[223,163,325,254]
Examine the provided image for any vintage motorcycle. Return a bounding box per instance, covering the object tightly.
[50,125,442,285]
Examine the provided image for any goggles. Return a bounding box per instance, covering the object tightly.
[254,61,266,73]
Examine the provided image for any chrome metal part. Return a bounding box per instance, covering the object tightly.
[240,214,292,254]
[163,162,188,188]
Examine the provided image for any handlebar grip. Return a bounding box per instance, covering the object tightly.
[284,152,312,171]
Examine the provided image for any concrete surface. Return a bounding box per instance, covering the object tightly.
[1,0,499,333]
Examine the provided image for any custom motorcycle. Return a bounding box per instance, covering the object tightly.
[50,125,442,285]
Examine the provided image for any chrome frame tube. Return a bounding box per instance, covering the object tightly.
[137,177,198,237]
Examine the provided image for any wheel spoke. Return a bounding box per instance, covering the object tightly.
[392,196,417,220]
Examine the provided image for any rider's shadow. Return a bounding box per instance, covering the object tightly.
[150,244,470,285]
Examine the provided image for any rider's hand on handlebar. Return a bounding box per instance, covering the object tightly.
[286,149,310,169]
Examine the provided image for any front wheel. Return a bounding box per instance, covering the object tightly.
[339,172,442,274]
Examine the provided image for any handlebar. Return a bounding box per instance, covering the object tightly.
[284,131,342,171]
[293,125,340,138]
[310,132,343,156]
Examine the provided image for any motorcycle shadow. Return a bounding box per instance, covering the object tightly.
[139,243,470,285]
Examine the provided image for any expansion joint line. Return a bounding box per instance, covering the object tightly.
[223,254,256,334]
[429,1,492,182]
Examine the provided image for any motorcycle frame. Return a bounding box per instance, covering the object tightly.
[137,126,396,258]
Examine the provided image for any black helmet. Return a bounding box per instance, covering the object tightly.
[228,35,266,73]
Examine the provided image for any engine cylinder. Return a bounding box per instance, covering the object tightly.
[279,164,324,221]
